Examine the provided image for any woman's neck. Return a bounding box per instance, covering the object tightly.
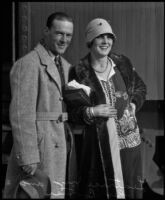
[91,53,108,67]
[91,53,112,75]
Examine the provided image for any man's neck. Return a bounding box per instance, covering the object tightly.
[40,38,59,58]
[47,49,59,59]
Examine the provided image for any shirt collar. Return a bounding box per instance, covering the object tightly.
[96,57,116,81]
[47,50,60,62]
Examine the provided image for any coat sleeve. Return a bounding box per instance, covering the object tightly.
[131,70,147,112]
[9,56,40,166]
[119,54,147,112]
[125,55,147,111]
[67,66,94,125]
[110,53,147,111]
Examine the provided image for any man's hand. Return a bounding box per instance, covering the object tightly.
[22,163,38,175]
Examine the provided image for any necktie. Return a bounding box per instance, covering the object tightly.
[54,56,66,112]
[55,56,70,157]
[54,56,65,87]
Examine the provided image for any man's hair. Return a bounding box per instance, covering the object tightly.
[46,12,73,29]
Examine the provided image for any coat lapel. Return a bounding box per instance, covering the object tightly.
[46,62,62,93]
[34,43,62,94]
[76,54,106,105]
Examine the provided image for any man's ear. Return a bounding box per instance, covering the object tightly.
[43,27,49,36]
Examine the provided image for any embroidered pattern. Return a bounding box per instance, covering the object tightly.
[100,79,116,106]
[119,127,141,149]
[100,78,141,149]
[117,104,141,149]
[100,79,120,147]
[114,91,128,100]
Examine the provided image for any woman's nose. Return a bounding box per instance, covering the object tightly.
[102,36,108,43]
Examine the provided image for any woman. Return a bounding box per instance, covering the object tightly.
[67,18,146,198]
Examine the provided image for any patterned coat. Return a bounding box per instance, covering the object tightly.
[4,43,76,199]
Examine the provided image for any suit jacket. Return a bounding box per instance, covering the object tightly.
[4,43,75,198]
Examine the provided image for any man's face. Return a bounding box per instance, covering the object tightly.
[91,33,113,58]
[46,19,73,55]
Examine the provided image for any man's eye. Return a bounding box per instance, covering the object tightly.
[56,33,62,36]
[67,34,72,38]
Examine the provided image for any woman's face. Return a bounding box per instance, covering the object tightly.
[91,33,113,58]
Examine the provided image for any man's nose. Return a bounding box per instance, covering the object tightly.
[61,34,67,42]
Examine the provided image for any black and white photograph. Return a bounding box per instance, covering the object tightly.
[2,2,164,199]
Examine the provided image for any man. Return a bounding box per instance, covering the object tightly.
[4,12,76,198]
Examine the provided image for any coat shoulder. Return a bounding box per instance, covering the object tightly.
[109,52,134,79]
[14,50,39,67]
[10,50,40,77]
[110,52,133,68]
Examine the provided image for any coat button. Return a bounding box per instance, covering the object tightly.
[59,97,63,101]
[56,120,60,124]
[54,143,59,148]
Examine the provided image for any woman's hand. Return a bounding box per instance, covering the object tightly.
[93,104,117,118]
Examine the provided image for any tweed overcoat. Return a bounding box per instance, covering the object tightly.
[4,43,74,199]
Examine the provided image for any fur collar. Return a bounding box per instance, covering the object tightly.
[75,53,106,105]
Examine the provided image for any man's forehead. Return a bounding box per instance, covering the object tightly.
[51,19,73,27]
[49,20,73,35]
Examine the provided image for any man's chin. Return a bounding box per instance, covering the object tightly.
[57,48,66,55]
